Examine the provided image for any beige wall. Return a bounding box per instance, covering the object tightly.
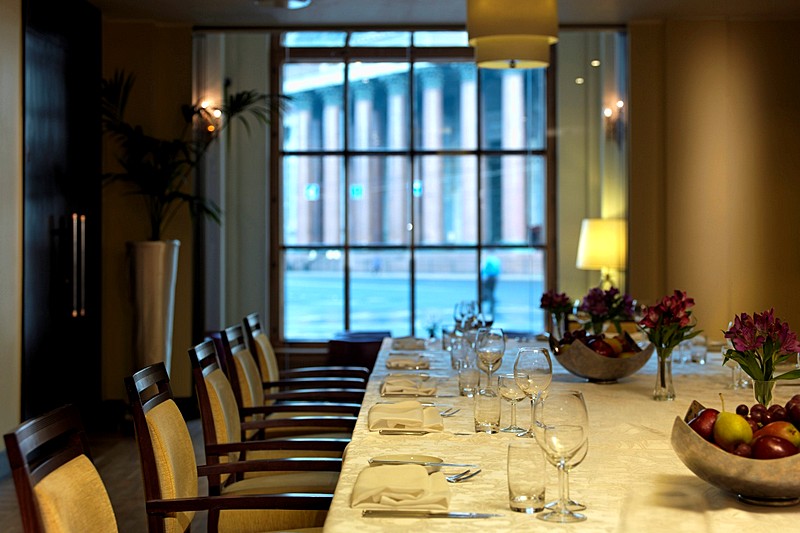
[0,0,23,445]
[101,20,195,400]
[629,18,800,342]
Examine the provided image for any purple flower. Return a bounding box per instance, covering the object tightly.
[724,308,800,357]
[638,290,699,355]
[579,287,634,324]
[540,290,573,316]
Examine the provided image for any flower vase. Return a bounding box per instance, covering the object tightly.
[550,313,566,341]
[753,379,776,406]
[653,346,675,401]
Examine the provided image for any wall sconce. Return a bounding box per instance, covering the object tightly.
[466,0,558,69]
[603,99,625,142]
[576,218,627,288]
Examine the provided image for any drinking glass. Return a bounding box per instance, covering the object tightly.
[535,390,589,523]
[498,373,527,433]
[543,438,588,512]
[476,327,505,389]
[513,347,553,438]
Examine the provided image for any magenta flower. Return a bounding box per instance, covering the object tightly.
[578,287,634,333]
[540,290,573,317]
[723,308,800,383]
[638,290,700,359]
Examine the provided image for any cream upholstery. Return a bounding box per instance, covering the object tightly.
[145,400,198,533]
[253,332,281,387]
[33,454,118,533]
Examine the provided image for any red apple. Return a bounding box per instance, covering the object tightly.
[751,435,799,459]
[731,442,753,458]
[753,421,800,447]
[688,408,719,442]
[588,338,616,357]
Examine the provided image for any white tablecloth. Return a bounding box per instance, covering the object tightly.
[323,338,800,532]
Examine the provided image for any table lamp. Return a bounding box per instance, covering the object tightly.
[576,218,627,288]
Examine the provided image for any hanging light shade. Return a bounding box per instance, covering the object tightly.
[467,0,558,69]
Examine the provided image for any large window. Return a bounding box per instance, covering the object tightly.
[277,31,553,341]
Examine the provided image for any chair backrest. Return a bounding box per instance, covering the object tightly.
[188,339,245,486]
[3,405,118,533]
[242,312,281,386]
[220,324,270,410]
[125,363,198,533]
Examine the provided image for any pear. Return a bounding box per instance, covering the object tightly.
[713,393,754,452]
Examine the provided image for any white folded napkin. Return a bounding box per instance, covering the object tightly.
[392,337,428,351]
[386,355,430,370]
[367,400,444,431]
[380,375,437,396]
[350,464,450,510]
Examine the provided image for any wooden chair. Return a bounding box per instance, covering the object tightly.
[3,404,118,533]
[189,338,351,467]
[242,312,370,383]
[125,363,334,533]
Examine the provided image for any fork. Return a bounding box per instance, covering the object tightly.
[446,469,482,483]
[439,407,461,417]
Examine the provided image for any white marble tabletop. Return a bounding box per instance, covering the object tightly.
[322,337,800,533]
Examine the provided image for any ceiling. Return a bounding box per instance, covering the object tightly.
[90,0,800,29]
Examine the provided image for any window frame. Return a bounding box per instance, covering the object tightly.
[269,31,557,346]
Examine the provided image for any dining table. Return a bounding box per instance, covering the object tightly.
[322,336,800,532]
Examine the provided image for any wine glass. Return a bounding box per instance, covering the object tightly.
[535,390,589,523]
[476,327,505,389]
[543,438,588,512]
[513,347,553,438]
[497,373,527,433]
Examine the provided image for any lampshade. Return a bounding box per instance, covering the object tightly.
[576,218,627,271]
[467,0,558,69]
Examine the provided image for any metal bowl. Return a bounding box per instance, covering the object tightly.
[671,401,800,506]
[550,335,654,383]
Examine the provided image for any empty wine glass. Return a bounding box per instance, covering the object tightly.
[476,327,505,390]
[536,390,589,523]
[498,373,527,433]
[513,347,553,438]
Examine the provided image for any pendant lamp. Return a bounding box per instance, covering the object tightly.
[467,0,558,69]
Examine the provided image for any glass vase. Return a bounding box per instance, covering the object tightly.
[653,346,675,401]
[753,379,776,406]
[550,313,566,341]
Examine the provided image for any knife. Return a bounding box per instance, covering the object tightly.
[378,429,473,436]
[362,510,503,519]
[368,458,479,468]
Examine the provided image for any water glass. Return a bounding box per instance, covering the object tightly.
[507,440,547,513]
[473,387,501,433]
[458,359,479,397]
[690,341,707,365]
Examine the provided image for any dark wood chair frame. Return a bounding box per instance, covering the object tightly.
[125,363,333,533]
[4,404,101,533]
[189,339,353,487]
[242,312,371,380]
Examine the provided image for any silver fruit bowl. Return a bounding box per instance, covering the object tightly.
[549,334,654,383]
[671,401,800,506]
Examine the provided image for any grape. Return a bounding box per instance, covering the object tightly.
[735,404,749,416]
[770,406,787,422]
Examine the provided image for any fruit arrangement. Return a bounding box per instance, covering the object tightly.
[671,398,800,504]
[554,329,641,358]
[687,394,800,459]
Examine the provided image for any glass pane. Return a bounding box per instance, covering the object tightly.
[480,155,546,246]
[349,31,411,47]
[480,68,546,151]
[346,156,410,246]
[414,62,477,150]
[415,249,479,335]
[413,155,479,245]
[348,62,410,151]
[283,156,344,245]
[283,31,347,47]
[349,250,411,336]
[283,248,344,340]
[479,248,546,335]
[282,63,345,151]
[414,31,469,47]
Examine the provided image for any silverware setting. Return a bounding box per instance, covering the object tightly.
[361,510,501,519]
[368,458,479,469]
[378,429,474,436]
[446,469,482,483]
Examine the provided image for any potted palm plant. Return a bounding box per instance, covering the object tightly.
[102,70,280,373]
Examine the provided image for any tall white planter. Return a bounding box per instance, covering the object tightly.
[129,240,180,374]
